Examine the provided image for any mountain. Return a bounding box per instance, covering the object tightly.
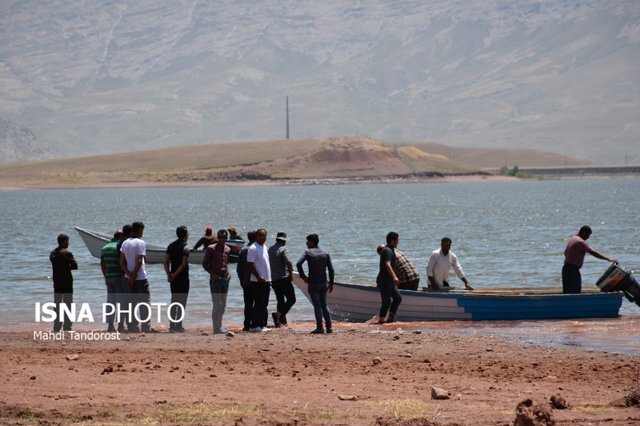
[0,119,50,163]
[1,0,639,164]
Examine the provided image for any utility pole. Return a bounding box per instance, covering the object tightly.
[286,96,290,140]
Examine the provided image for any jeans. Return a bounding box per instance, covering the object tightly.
[170,280,189,330]
[209,277,229,333]
[105,276,128,326]
[53,291,73,331]
[562,263,582,294]
[129,279,151,331]
[272,277,296,324]
[378,280,402,318]
[309,285,332,331]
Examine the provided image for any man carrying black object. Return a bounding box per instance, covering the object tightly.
[268,232,296,328]
[377,232,402,324]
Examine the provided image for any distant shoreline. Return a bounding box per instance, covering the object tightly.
[0,173,519,190]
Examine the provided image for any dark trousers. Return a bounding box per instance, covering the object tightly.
[272,277,296,324]
[129,279,151,332]
[309,286,332,331]
[53,290,73,331]
[562,263,582,294]
[169,281,189,330]
[379,281,402,318]
[249,281,271,328]
[241,282,253,330]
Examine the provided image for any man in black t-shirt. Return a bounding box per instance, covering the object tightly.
[164,226,190,332]
[376,232,402,324]
[50,234,78,332]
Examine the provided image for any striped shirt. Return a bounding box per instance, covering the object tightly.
[268,242,292,281]
[101,238,123,279]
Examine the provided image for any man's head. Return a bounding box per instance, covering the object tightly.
[57,234,69,248]
[306,233,319,248]
[217,229,228,245]
[386,231,399,248]
[255,228,267,245]
[247,230,257,244]
[122,224,132,239]
[176,225,188,241]
[113,229,123,240]
[376,244,385,255]
[441,237,452,255]
[132,221,145,238]
[276,232,289,245]
[205,226,213,236]
[578,225,592,240]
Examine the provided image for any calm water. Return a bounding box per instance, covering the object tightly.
[1,178,639,353]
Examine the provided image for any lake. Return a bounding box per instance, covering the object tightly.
[1,178,639,353]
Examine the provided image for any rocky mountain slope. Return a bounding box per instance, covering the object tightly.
[1,0,638,164]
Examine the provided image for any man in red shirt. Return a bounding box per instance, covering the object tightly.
[563,225,616,294]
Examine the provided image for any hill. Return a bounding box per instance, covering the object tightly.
[0,137,590,188]
[1,1,639,165]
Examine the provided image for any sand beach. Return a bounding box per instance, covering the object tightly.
[1,321,639,425]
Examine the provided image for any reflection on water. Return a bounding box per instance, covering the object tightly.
[1,178,639,354]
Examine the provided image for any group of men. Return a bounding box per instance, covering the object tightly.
[375,233,474,323]
[48,224,614,332]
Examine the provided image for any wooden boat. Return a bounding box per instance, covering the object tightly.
[75,226,244,264]
[291,274,623,321]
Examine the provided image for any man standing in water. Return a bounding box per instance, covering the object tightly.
[50,234,78,332]
[377,232,402,324]
[296,233,334,334]
[563,225,616,294]
[120,221,153,333]
[164,226,190,332]
[427,237,473,291]
[203,229,232,334]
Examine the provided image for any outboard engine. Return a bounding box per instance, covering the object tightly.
[596,263,640,307]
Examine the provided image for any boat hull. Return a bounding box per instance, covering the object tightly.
[292,274,623,321]
[75,227,244,264]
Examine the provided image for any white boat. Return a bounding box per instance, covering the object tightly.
[291,274,625,321]
[75,227,244,264]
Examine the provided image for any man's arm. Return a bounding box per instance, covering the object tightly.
[283,248,294,280]
[327,254,335,293]
[426,254,438,289]
[202,246,212,274]
[452,254,473,290]
[385,259,399,286]
[587,247,615,263]
[164,252,172,282]
[248,262,266,283]
[296,254,308,283]
[100,254,107,277]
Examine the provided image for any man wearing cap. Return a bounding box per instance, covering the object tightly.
[193,226,216,251]
[164,226,190,332]
[268,232,296,328]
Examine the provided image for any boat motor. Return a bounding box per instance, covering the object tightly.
[596,263,640,307]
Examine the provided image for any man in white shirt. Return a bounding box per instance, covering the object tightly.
[247,228,272,332]
[119,221,154,332]
[426,237,473,290]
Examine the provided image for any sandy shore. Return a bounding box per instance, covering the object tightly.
[0,174,519,191]
[2,322,639,425]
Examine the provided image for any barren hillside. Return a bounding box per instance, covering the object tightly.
[0,137,590,188]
